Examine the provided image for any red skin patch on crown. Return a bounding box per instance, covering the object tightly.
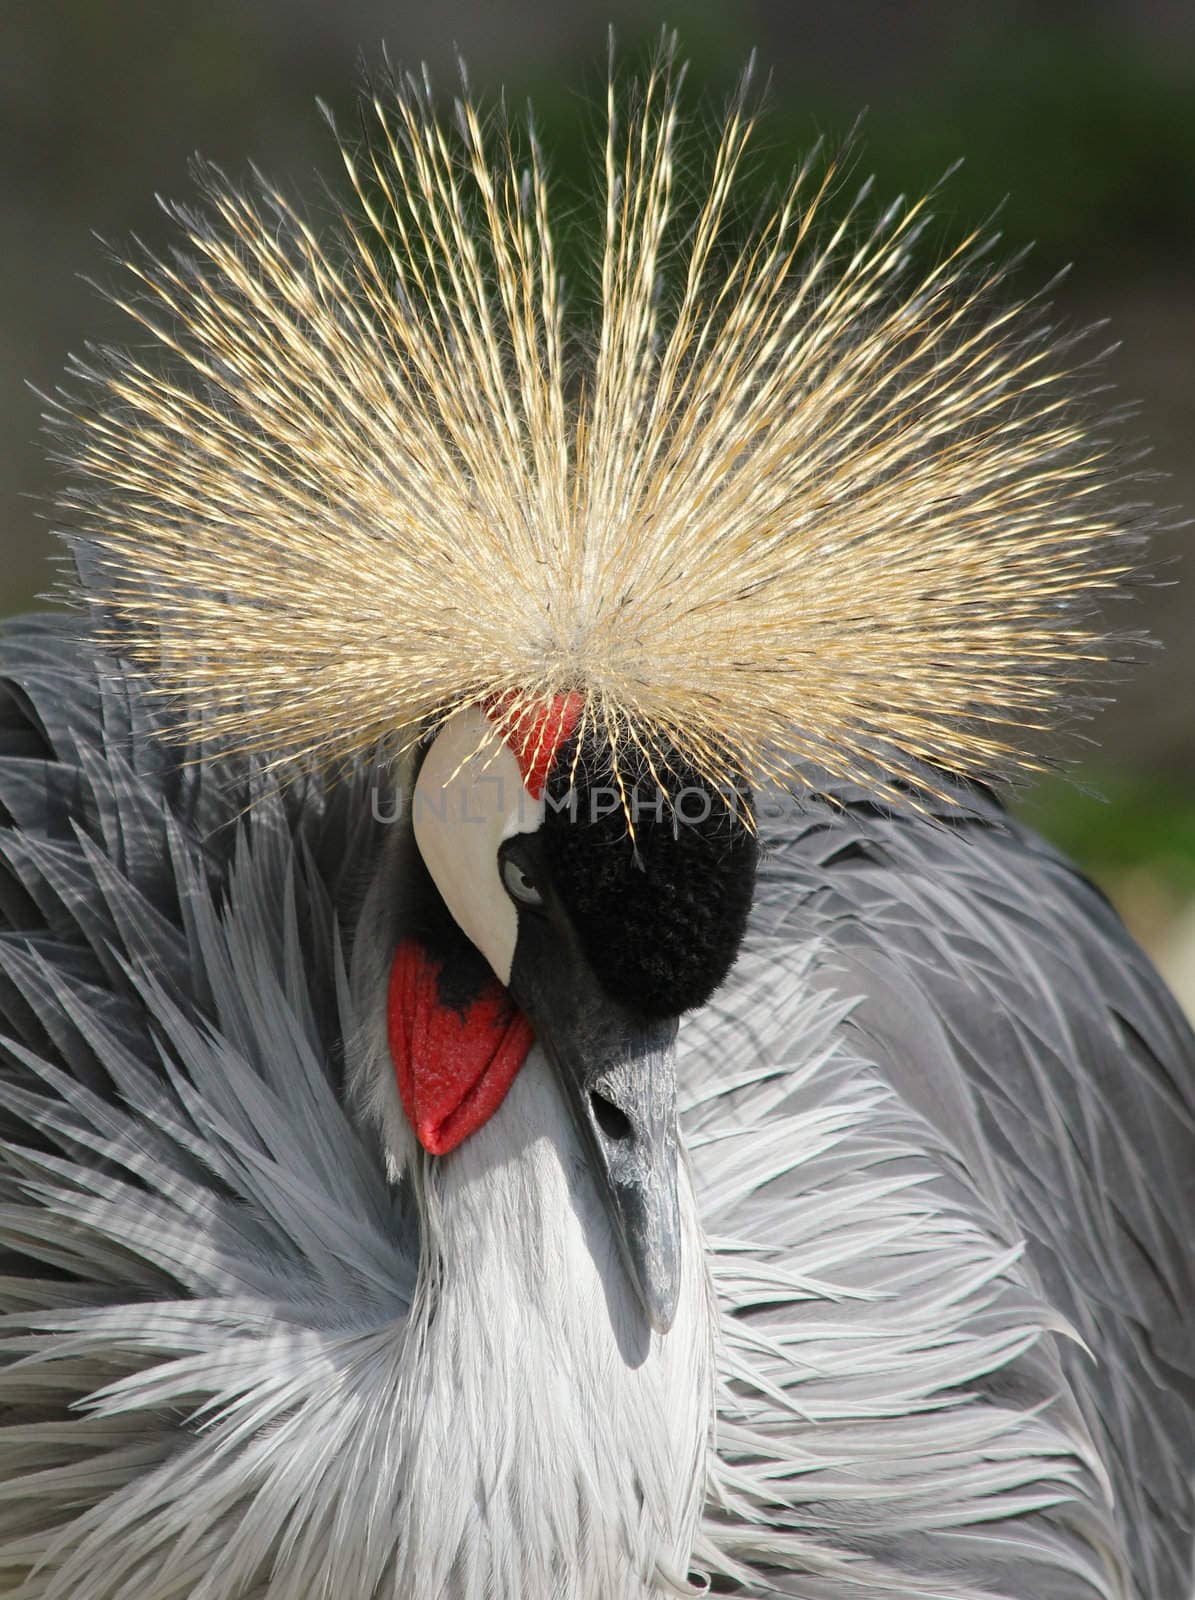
[485,691,584,800]
[388,940,535,1156]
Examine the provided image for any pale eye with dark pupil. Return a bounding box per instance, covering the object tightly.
[501,856,543,907]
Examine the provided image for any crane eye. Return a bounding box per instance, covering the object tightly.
[501,855,543,908]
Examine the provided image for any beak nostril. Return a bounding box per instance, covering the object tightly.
[590,1090,633,1142]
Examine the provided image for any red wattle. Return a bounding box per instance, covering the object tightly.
[387,940,535,1155]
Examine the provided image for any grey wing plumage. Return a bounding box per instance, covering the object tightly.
[684,778,1195,1599]
[0,616,414,1595]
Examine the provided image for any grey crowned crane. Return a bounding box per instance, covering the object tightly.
[1,47,1193,1600]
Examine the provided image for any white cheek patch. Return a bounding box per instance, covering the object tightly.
[412,706,544,985]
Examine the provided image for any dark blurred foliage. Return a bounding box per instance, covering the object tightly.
[2,0,1193,989]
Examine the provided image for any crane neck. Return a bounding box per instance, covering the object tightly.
[396,1048,716,1596]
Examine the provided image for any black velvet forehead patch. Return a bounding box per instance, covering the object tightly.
[541,732,758,1018]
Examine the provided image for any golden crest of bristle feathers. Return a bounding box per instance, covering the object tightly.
[55,43,1146,804]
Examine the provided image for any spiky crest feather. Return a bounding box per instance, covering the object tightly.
[53,41,1147,804]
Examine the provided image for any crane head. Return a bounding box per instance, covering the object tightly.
[395,698,757,1331]
[54,52,1147,1326]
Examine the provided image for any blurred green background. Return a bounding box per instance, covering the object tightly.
[2,0,1193,1011]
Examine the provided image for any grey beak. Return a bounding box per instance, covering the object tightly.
[557,1026,681,1334]
[505,911,683,1334]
